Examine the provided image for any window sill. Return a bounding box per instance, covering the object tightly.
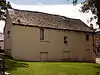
[40,40,50,43]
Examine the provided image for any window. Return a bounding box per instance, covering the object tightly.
[97,47,100,53]
[86,33,89,41]
[7,31,10,38]
[40,28,44,40]
[6,49,11,55]
[64,36,67,44]
[0,40,4,42]
[97,45,100,53]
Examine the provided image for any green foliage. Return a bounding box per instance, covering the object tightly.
[73,0,78,5]
[73,0,100,24]
[81,0,96,14]
[0,0,11,20]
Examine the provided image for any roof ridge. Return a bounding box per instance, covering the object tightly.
[8,8,80,21]
[7,8,93,32]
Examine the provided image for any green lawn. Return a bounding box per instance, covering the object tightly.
[5,59,100,75]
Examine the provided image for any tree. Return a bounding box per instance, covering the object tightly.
[0,0,11,20]
[74,0,100,26]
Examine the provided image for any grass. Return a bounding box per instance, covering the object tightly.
[4,59,100,75]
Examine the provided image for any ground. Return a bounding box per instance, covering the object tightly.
[5,59,100,75]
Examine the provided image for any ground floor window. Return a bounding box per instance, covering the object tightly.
[62,51,70,61]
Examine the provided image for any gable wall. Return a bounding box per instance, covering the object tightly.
[4,11,13,55]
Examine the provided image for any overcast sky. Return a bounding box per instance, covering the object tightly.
[0,0,98,33]
[7,0,85,5]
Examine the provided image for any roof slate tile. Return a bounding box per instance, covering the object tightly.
[7,9,93,32]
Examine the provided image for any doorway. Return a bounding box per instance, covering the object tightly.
[40,52,48,61]
[62,51,70,61]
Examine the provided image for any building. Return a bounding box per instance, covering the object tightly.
[93,29,100,63]
[0,33,4,53]
[0,33,4,50]
[94,30,100,57]
[4,8,95,62]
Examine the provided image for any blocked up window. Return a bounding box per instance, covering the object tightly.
[64,36,67,44]
[40,28,44,40]
[7,31,10,38]
[86,34,89,41]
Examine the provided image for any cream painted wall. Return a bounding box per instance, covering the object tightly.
[11,25,95,62]
[4,11,13,55]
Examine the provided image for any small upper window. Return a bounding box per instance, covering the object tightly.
[86,33,89,41]
[40,28,44,40]
[7,31,10,38]
[64,36,67,44]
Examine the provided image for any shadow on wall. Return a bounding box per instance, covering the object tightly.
[5,59,28,71]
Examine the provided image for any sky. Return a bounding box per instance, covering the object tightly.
[0,0,98,33]
[7,0,85,5]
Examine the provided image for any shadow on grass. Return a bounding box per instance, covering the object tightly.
[94,64,100,69]
[95,66,100,68]
[93,65,100,75]
[5,59,28,71]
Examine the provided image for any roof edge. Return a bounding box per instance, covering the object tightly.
[12,23,94,33]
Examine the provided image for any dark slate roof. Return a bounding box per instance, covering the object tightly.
[7,8,93,32]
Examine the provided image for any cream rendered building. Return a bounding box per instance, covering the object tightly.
[4,8,95,62]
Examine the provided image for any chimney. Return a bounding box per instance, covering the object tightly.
[90,24,94,30]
